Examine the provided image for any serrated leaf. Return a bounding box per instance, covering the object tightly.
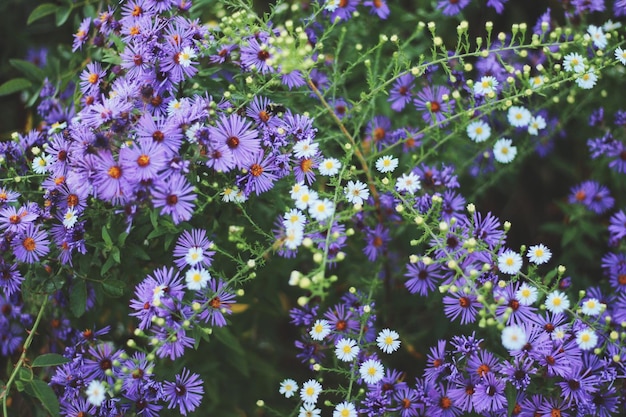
[10,59,46,82]
[70,279,87,317]
[102,279,125,297]
[32,353,70,367]
[0,78,32,96]
[31,380,60,417]
[55,6,71,27]
[27,3,58,25]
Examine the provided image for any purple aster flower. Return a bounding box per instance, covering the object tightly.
[160,43,199,83]
[172,229,214,270]
[568,180,614,214]
[500,356,535,390]
[443,293,479,325]
[388,74,414,112]
[289,304,319,327]
[0,188,20,207]
[72,18,91,52]
[120,41,153,79]
[600,252,626,291]
[79,62,106,96]
[330,98,351,119]
[365,115,393,151]
[486,0,508,13]
[152,173,196,224]
[163,368,203,416]
[240,37,274,74]
[467,350,502,379]
[209,114,260,170]
[424,340,450,383]
[153,320,195,359]
[447,376,476,414]
[12,224,50,264]
[363,0,390,19]
[0,262,24,296]
[329,0,359,21]
[246,96,281,128]
[323,303,360,341]
[405,260,443,296]
[604,141,626,173]
[119,139,168,181]
[414,85,455,125]
[309,68,330,94]
[572,0,605,13]
[472,373,506,413]
[426,383,462,417]
[60,396,96,417]
[393,386,423,417]
[292,155,319,185]
[84,343,122,384]
[616,0,626,16]
[129,267,185,329]
[557,363,598,407]
[0,205,39,234]
[238,152,279,196]
[494,283,537,326]
[363,224,390,262]
[537,397,570,417]
[437,0,470,16]
[92,150,131,205]
[608,210,626,245]
[281,70,306,89]
[195,278,236,327]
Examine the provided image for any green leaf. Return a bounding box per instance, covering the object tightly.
[102,279,125,297]
[101,256,117,275]
[27,3,58,25]
[55,6,71,27]
[32,353,70,368]
[102,226,113,246]
[31,380,61,417]
[0,78,32,96]
[9,59,46,82]
[69,279,87,317]
[505,384,517,416]
[111,246,121,263]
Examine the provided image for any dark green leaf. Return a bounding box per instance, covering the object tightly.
[18,367,33,382]
[32,353,70,367]
[70,279,87,317]
[31,380,61,417]
[101,256,116,275]
[505,384,517,416]
[27,3,58,25]
[102,279,125,297]
[102,226,113,246]
[111,247,121,263]
[128,244,151,260]
[9,59,46,82]
[55,6,71,27]
[0,78,32,96]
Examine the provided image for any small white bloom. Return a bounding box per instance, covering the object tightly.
[551,325,568,341]
[498,249,523,275]
[63,207,79,228]
[290,182,308,200]
[185,268,211,291]
[501,325,527,350]
[283,208,307,230]
[507,106,532,127]
[530,75,546,89]
[493,138,517,164]
[615,46,626,65]
[396,172,421,194]
[324,0,339,12]
[309,198,335,222]
[563,52,585,73]
[527,244,552,265]
[603,19,622,31]
[473,75,499,96]
[300,379,323,404]
[295,189,319,211]
[376,328,400,354]
[310,319,331,341]
[335,338,360,362]
[587,25,607,49]
[152,284,166,304]
[515,283,538,306]
[333,402,357,417]
[344,180,370,205]
[86,380,107,407]
[375,156,399,173]
[222,186,241,203]
[575,69,598,90]
[279,378,298,398]
[319,157,341,176]
[293,139,319,159]
[32,153,52,174]
[545,290,570,314]
[178,46,198,67]
[576,328,598,350]
[185,247,204,266]
[581,298,602,316]
[466,120,491,143]
[298,403,321,417]
[527,115,547,136]
[185,122,202,143]
[283,226,304,250]
[359,359,384,384]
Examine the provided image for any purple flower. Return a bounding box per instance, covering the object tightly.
[195,278,236,327]
[92,151,131,205]
[172,229,214,270]
[486,0,508,13]
[152,173,196,224]
[72,18,91,52]
[436,0,470,16]
[119,139,168,181]
[500,356,535,390]
[329,0,359,21]
[0,205,38,234]
[426,383,462,417]
[414,85,455,125]
[0,262,24,296]
[424,340,449,384]
[238,152,279,196]
[12,224,50,264]
[405,260,442,296]
[601,252,626,292]
[323,303,360,341]
[240,37,274,74]
[363,0,390,19]
[163,368,204,416]
[79,62,106,96]
[472,373,506,413]
[388,74,414,112]
[209,114,260,170]
[363,224,390,262]
[443,293,478,325]
[393,386,422,417]
[366,115,393,151]
[568,180,614,214]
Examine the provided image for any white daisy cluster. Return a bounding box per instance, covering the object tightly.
[563,50,597,90]
[473,75,499,97]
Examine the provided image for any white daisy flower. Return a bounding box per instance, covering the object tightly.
[293,139,319,159]
[376,329,400,354]
[290,182,308,200]
[396,172,421,194]
[295,189,319,211]
[32,153,52,174]
[324,0,339,12]
[527,244,552,265]
[498,249,523,275]
[222,186,241,203]
[185,267,211,291]
[493,138,517,164]
[507,106,532,127]
[309,198,335,222]
[185,247,204,266]
[284,226,304,250]
[575,69,598,90]
[319,157,341,176]
[233,189,247,203]
[298,403,321,417]
[86,380,107,407]
[283,208,306,230]
[501,325,527,350]
[615,46,626,65]
[473,75,499,96]
[375,156,399,173]
[344,180,369,205]
[466,120,491,143]
[576,328,598,350]
[529,75,546,89]
[300,379,323,405]
[359,359,384,384]
[333,402,357,417]
[527,115,547,136]
[310,319,331,341]
[335,338,360,362]
[551,325,568,342]
[603,20,622,31]
[581,298,602,316]
[563,52,585,73]
[545,290,570,314]
[515,283,538,306]
[279,379,298,398]
[63,207,79,228]
[178,46,198,67]
[587,25,607,49]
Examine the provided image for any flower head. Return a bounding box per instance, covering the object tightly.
[527,244,551,265]
[376,329,400,354]
[359,358,384,384]
[279,379,298,398]
[498,249,523,275]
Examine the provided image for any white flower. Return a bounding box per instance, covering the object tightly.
[222,186,241,203]
[319,157,341,176]
[466,120,491,143]
[493,138,517,164]
[185,247,204,266]
[551,326,568,341]
[32,153,52,174]
[284,226,304,250]
[300,379,323,404]
[359,359,384,384]
[344,180,370,205]
[178,46,198,67]
[290,182,308,200]
[527,244,552,265]
[324,0,339,12]
[473,76,499,96]
[376,329,400,354]
[530,75,546,89]
[545,290,570,314]
[63,207,79,228]
[575,69,598,90]
[283,208,306,230]
[507,106,532,127]
[396,172,421,194]
[576,328,598,350]
[581,298,602,316]
[86,380,107,407]
[298,403,321,417]
[295,189,319,211]
[333,402,357,417]
[501,325,527,350]
[563,52,585,73]
[527,115,547,136]
[279,379,298,398]
[185,268,211,291]
[515,283,538,306]
[309,198,335,222]
[603,20,622,31]
[375,156,399,173]
[335,338,360,362]
[310,319,331,341]
[587,25,607,49]
[293,139,319,159]
[615,46,626,65]
[498,249,523,275]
